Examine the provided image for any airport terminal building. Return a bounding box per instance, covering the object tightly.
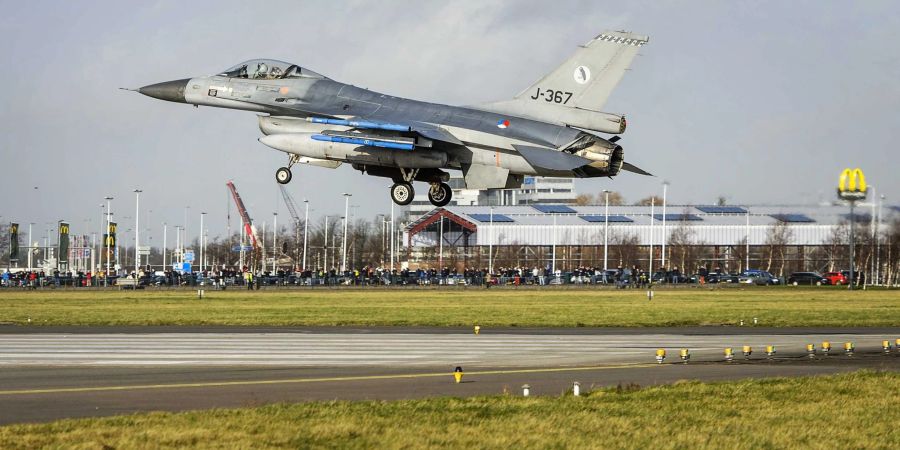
[404,204,897,276]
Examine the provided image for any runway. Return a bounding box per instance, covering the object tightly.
[0,326,897,425]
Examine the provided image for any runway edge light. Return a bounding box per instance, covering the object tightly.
[822,341,831,355]
[474,325,481,335]
[743,345,752,359]
[766,345,776,358]
[807,344,816,358]
[679,348,690,364]
[573,381,581,397]
[724,347,734,362]
[454,366,463,384]
[883,340,891,353]
[844,342,854,356]
[522,384,531,397]
[655,349,666,364]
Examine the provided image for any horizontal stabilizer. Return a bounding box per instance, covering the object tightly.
[514,145,593,171]
[621,161,653,176]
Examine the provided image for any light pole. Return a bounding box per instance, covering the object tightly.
[603,190,610,274]
[200,212,207,273]
[27,222,33,271]
[489,207,494,274]
[324,215,330,271]
[745,208,751,271]
[98,204,104,273]
[661,181,668,270]
[134,189,142,277]
[162,222,167,270]
[648,197,655,283]
[272,212,277,273]
[341,193,351,272]
[104,196,113,285]
[877,194,884,285]
[390,201,395,271]
[302,200,309,271]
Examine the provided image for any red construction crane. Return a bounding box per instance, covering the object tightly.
[226,181,259,249]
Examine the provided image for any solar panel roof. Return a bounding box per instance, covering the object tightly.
[531,205,576,214]
[580,215,634,223]
[695,206,748,214]
[653,214,703,221]
[769,214,815,223]
[841,213,872,222]
[469,213,514,223]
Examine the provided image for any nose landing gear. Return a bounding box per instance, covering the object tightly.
[390,182,414,205]
[275,154,300,185]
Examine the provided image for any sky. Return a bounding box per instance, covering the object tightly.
[1,0,898,245]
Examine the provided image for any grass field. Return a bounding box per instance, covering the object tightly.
[0,287,898,327]
[1,371,896,449]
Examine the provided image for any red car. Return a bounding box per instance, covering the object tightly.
[823,272,848,285]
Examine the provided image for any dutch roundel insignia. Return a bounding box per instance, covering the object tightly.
[497,119,510,129]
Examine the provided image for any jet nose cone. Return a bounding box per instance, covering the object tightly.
[138,78,190,103]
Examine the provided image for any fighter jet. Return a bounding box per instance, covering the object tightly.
[135,30,651,207]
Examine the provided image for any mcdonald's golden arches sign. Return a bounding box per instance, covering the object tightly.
[837,168,867,201]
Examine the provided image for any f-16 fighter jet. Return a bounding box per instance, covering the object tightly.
[135,30,651,206]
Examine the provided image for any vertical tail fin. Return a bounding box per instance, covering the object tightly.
[477,30,648,133]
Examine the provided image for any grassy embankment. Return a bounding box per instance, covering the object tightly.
[0,371,896,449]
[1,288,898,327]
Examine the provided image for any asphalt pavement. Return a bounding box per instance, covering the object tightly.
[0,326,897,425]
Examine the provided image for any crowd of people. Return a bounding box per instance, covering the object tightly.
[0,264,688,289]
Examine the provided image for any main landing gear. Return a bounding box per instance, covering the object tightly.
[389,168,452,207]
[389,181,452,206]
[427,181,452,207]
[275,155,300,185]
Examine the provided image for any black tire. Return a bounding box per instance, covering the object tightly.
[428,182,452,207]
[390,182,414,205]
[276,167,292,184]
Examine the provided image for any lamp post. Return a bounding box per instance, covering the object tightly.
[342,193,351,273]
[27,222,33,272]
[272,212,277,273]
[648,197,654,284]
[134,189,142,277]
[162,222,167,270]
[603,190,610,274]
[745,208,751,271]
[390,201,395,271]
[302,200,309,271]
[98,204,104,273]
[876,194,884,285]
[661,181,668,270]
[200,212,207,273]
[489,207,494,274]
[104,196,113,285]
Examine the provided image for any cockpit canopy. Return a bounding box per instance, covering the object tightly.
[218,59,326,80]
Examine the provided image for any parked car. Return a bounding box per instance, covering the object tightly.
[707,272,740,283]
[739,270,781,285]
[787,272,830,286]
[840,270,865,285]
[822,271,847,285]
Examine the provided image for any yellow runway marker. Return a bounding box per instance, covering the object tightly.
[0,363,657,396]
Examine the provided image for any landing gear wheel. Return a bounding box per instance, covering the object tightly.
[276,167,292,184]
[390,182,414,205]
[428,182,452,207]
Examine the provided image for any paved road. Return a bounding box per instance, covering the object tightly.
[0,327,897,425]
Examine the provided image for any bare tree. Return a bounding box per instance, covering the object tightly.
[763,221,793,276]
[634,195,663,206]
